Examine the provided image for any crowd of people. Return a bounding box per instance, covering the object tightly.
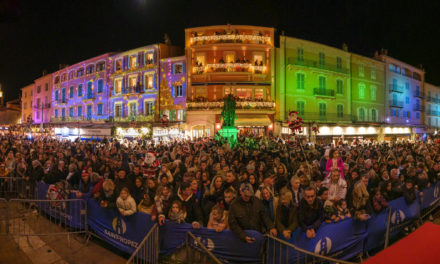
[0,133,439,243]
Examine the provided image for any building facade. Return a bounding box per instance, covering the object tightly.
[108,44,181,125]
[32,73,53,124]
[21,83,34,124]
[425,82,440,133]
[375,53,425,131]
[51,53,112,124]
[185,25,275,137]
[276,36,352,138]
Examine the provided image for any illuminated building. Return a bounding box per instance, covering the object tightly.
[185,25,275,137]
[374,51,425,137]
[32,72,53,124]
[424,82,440,133]
[21,83,34,123]
[51,53,113,123]
[276,36,352,138]
[108,44,182,127]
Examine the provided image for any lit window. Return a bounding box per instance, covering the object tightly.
[195,54,205,66]
[144,74,154,90]
[129,56,137,69]
[129,76,137,88]
[144,101,154,115]
[115,60,122,71]
[145,52,154,64]
[224,52,235,64]
[175,85,183,97]
[114,79,122,94]
[173,63,183,74]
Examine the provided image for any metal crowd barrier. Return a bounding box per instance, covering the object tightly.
[185,232,222,264]
[0,177,37,199]
[0,198,7,235]
[126,223,159,264]
[7,198,88,246]
[265,235,358,264]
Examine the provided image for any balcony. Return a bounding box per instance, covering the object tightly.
[193,63,267,75]
[427,97,440,104]
[112,115,155,122]
[186,100,275,111]
[190,34,271,46]
[352,115,385,123]
[122,85,145,94]
[313,88,335,97]
[414,91,425,98]
[427,110,440,116]
[413,105,424,111]
[287,58,349,74]
[56,99,67,104]
[389,100,404,108]
[389,84,404,93]
[83,94,95,100]
[295,112,353,122]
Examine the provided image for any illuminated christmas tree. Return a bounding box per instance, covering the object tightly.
[159,77,174,110]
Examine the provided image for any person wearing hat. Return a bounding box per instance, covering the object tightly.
[228,182,277,243]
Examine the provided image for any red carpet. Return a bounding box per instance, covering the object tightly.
[364,222,440,264]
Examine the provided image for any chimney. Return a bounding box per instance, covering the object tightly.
[342,43,348,52]
[42,69,47,76]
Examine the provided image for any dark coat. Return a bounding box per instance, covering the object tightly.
[275,203,299,233]
[298,198,324,231]
[171,191,203,224]
[228,196,274,241]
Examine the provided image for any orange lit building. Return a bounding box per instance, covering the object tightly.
[185,25,275,137]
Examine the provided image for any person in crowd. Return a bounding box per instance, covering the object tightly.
[372,188,388,213]
[99,179,117,208]
[76,169,94,198]
[402,178,417,204]
[326,149,345,179]
[207,204,229,232]
[168,200,186,223]
[116,187,137,216]
[298,187,323,239]
[336,199,351,219]
[138,191,157,220]
[229,183,277,242]
[275,188,298,239]
[171,181,203,228]
[115,169,134,196]
[352,175,372,221]
[260,186,278,222]
[155,185,174,225]
[288,176,303,206]
[323,167,347,202]
[132,177,144,205]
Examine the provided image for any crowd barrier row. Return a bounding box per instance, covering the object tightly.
[22,181,440,263]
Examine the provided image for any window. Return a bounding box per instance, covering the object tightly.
[86,65,94,74]
[145,52,154,65]
[69,71,74,80]
[36,98,41,108]
[87,82,93,98]
[128,75,137,89]
[61,108,65,118]
[173,63,183,74]
[128,102,137,116]
[96,62,105,72]
[55,90,59,101]
[114,79,122,94]
[371,85,376,100]
[129,55,137,69]
[55,109,58,118]
[77,68,84,77]
[87,105,92,119]
[254,88,264,100]
[69,107,73,117]
[24,92,27,98]
[61,74,66,82]
[115,60,122,71]
[24,102,27,109]
[77,106,82,117]
[97,104,103,115]
[359,108,365,121]
[358,64,364,77]
[371,67,376,79]
[297,73,305,90]
[177,109,184,121]
[37,86,41,93]
[395,109,400,117]
[61,88,66,101]
[405,82,410,91]
[389,64,397,73]
[407,111,411,118]
[144,101,154,115]
[318,76,326,90]
[36,111,40,119]
[144,74,153,90]
[336,57,342,70]
[297,101,305,115]
[336,80,343,94]
[371,109,377,121]
[97,79,103,93]
[69,86,74,98]
[54,76,60,84]
[416,112,420,119]
[318,103,326,118]
[318,52,325,67]
[175,85,183,97]
[358,83,365,98]
[297,48,304,62]
[406,97,410,104]
[337,105,343,118]
[253,53,264,65]
[195,53,205,66]
[78,84,83,97]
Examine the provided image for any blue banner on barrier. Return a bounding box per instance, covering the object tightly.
[267,218,367,263]
[160,221,264,263]
[421,182,440,210]
[37,182,86,229]
[86,198,155,254]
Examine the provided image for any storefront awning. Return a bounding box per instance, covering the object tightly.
[235,115,272,127]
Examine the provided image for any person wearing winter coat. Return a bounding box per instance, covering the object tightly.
[298,187,324,239]
[402,178,417,204]
[116,187,137,216]
[170,181,204,228]
[325,149,345,179]
[323,168,347,201]
[99,179,117,208]
[275,189,299,239]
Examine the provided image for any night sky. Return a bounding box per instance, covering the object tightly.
[1,0,440,102]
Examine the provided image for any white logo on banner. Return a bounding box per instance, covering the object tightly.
[434,185,439,198]
[314,237,332,255]
[195,236,215,251]
[112,217,127,235]
[391,209,406,225]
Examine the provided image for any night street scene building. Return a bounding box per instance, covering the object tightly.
[2,1,440,264]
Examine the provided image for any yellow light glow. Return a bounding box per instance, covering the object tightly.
[346,127,355,135]
[320,126,330,135]
[333,126,343,135]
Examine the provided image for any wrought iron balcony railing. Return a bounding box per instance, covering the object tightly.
[186,101,275,110]
[389,100,404,108]
[389,84,404,93]
[313,88,335,97]
[287,58,349,74]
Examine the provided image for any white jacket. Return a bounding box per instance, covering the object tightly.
[323,178,347,201]
[116,196,137,216]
